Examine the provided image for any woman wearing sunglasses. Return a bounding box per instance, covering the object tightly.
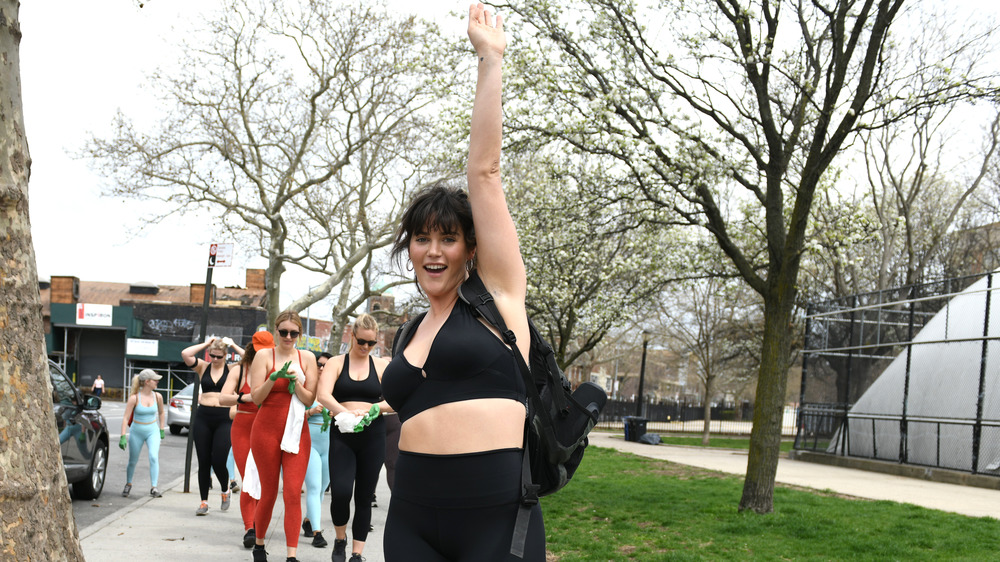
[181,336,244,516]
[218,330,274,549]
[248,310,319,562]
[380,5,545,560]
[315,313,393,562]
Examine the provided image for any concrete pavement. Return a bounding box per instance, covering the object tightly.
[80,467,390,562]
[79,432,1000,561]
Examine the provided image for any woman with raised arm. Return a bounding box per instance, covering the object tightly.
[381,4,545,560]
[315,314,392,562]
[247,311,318,562]
[181,336,245,516]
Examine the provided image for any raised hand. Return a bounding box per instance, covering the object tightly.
[468,3,505,59]
[269,361,292,381]
[269,361,297,393]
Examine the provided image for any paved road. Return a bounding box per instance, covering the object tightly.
[72,400,200,530]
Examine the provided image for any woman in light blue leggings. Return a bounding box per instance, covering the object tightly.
[301,354,333,549]
[120,369,166,498]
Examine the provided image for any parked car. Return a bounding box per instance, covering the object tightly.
[50,360,109,500]
[167,383,194,435]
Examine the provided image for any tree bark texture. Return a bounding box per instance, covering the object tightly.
[739,283,795,513]
[0,2,85,559]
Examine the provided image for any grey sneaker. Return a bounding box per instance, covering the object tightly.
[332,539,347,562]
[196,501,209,516]
[121,483,132,497]
[230,479,240,493]
[221,492,231,511]
[150,487,162,498]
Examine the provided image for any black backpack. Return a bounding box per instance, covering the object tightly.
[392,271,608,557]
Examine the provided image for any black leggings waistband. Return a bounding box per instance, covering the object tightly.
[393,448,523,508]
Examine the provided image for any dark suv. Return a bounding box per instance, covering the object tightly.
[50,360,109,500]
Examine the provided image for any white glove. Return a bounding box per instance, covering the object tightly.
[222,337,235,347]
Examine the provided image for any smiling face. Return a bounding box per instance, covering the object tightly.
[409,226,475,299]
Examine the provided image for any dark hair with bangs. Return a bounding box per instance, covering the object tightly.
[391,185,477,267]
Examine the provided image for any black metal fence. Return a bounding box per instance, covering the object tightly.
[598,398,797,436]
[797,272,1000,476]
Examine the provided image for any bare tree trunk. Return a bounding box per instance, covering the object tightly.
[739,288,794,513]
[265,234,286,327]
[702,375,714,446]
[0,2,85,557]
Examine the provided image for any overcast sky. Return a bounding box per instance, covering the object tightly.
[20,1,999,321]
[21,0,463,320]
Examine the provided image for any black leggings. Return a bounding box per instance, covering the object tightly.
[329,415,385,541]
[383,448,545,561]
[192,406,232,501]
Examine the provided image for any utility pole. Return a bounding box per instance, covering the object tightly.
[635,331,649,417]
[184,244,222,492]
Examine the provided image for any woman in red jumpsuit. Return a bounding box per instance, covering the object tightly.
[219,330,274,549]
[248,311,318,562]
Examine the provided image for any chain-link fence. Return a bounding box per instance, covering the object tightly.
[797,272,1000,475]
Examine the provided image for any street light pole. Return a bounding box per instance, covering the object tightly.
[635,331,649,417]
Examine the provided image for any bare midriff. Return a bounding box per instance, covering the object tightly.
[398,398,525,454]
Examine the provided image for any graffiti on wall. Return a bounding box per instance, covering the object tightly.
[145,318,197,336]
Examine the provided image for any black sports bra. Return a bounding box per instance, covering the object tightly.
[382,299,525,424]
[201,363,229,394]
[334,355,382,403]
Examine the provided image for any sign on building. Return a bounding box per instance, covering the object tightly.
[76,303,113,326]
[126,338,160,357]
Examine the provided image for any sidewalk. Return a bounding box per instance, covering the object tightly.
[80,468,390,562]
[80,433,1000,560]
[588,432,1000,519]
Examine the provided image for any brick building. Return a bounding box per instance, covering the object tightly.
[41,270,268,393]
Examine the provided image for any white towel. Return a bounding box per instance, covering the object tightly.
[281,394,307,453]
[244,449,261,500]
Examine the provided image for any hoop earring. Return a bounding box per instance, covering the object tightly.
[406,259,413,272]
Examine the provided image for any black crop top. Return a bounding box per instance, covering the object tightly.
[200,363,229,394]
[382,299,526,423]
[334,355,383,403]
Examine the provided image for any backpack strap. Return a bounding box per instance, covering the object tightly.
[458,272,547,558]
[391,312,426,358]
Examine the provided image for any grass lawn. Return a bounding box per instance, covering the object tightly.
[652,435,795,454]
[542,447,1000,560]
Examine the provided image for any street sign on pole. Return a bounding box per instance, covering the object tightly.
[208,243,234,268]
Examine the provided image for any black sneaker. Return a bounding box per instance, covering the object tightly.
[243,528,256,549]
[252,545,267,562]
[349,554,364,562]
[302,518,313,537]
[332,538,347,562]
[312,531,328,548]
